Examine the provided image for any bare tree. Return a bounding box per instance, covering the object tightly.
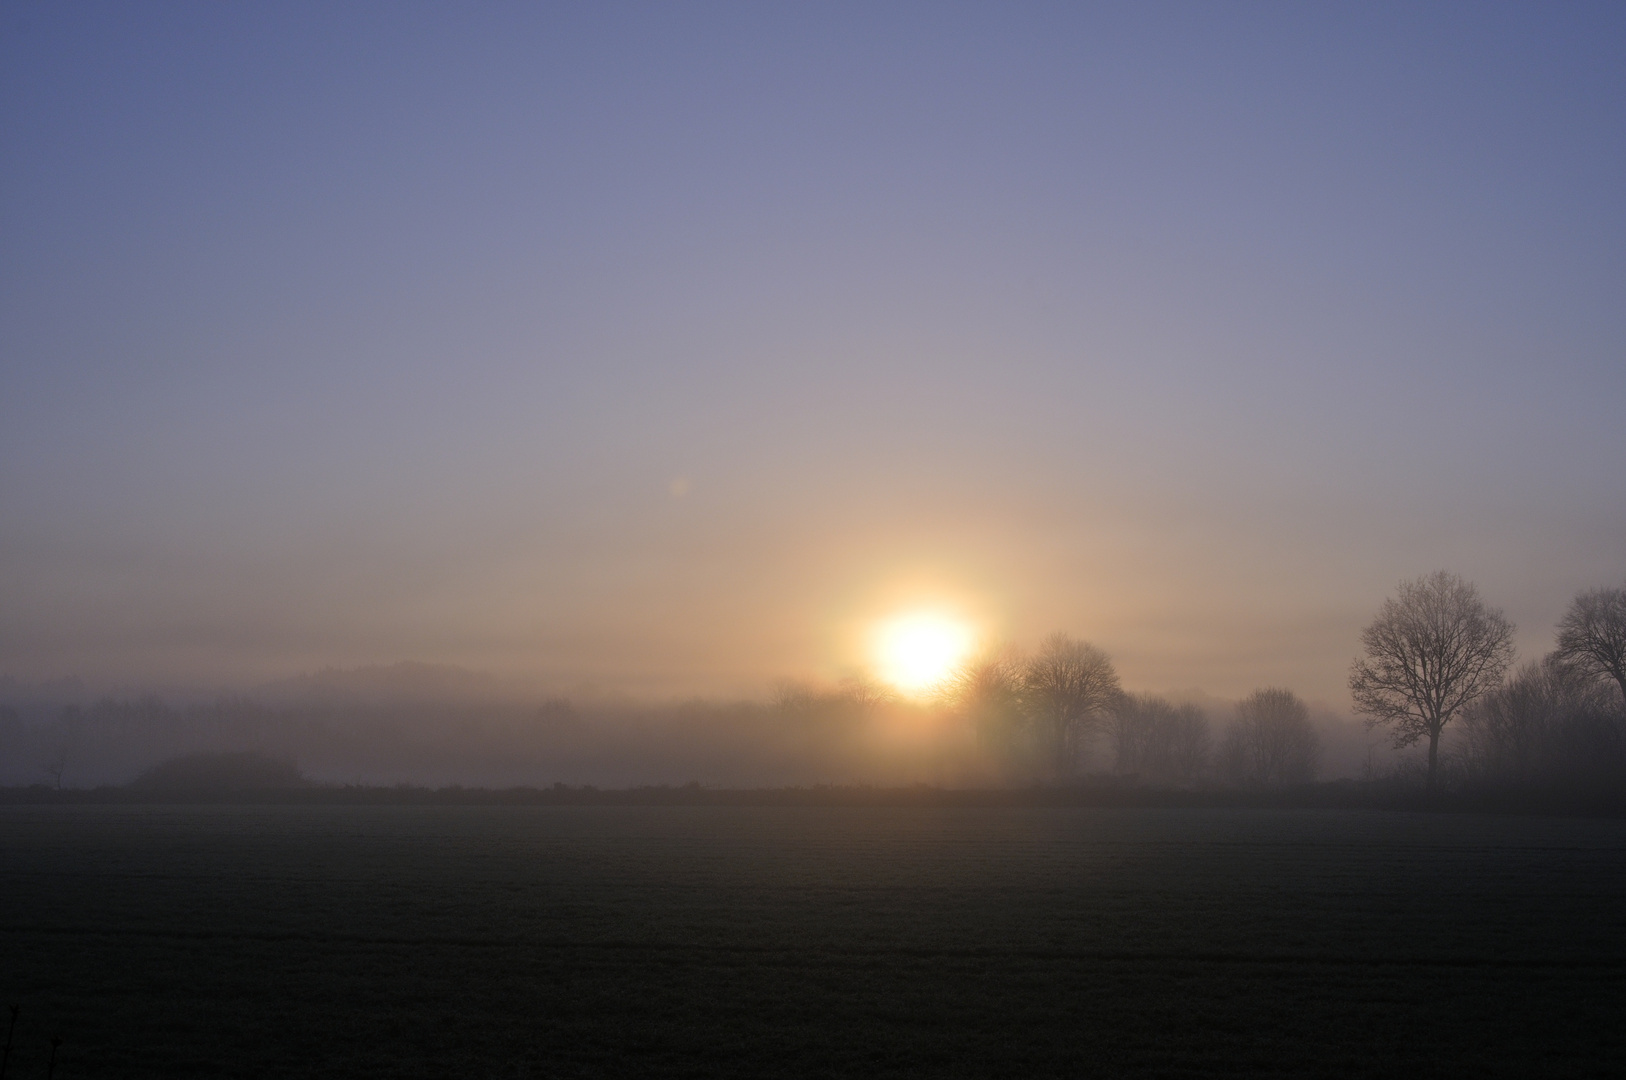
[42,705,80,790]
[1349,571,1516,793]
[769,679,820,714]
[1458,656,1623,788]
[837,673,893,711]
[1220,688,1318,786]
[944,649,1025,769]
[1110,694,1211,784]
[1021,633,1121,778]
[43,747,69,790]
[1163,704,1212,783]
[1553,583,1626,708]
[1107,693,1162,776]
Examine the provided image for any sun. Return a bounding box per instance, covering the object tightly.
[873,612,975,695]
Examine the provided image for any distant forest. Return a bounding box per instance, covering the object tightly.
[0,674,1363,792]
[3,578,1622,803]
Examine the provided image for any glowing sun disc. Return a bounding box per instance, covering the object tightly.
[874,613,974,693]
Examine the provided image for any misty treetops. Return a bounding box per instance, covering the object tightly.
[779,632,1318,788]
[9,575,1623,798]
[1350,572,1626,798]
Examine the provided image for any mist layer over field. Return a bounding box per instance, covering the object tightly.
[0,663,1392,789]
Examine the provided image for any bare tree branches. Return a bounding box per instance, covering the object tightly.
[942,649,1024,764]
[1022,633,1122,778]
[1349,571,1516,792]
[1458,656,1623,788]
[42,706,78,790]
[1553,584,1626,708]
[1221,688,1318,786]
[836,673,893,711]
[1109,694,1211,784]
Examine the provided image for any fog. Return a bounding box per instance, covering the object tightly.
[7,9,1626,1078]
[3,4,1624,713]
[0,661,1409,790]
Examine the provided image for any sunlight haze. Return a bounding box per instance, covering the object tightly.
[873,611,977,696]
[6,9,1624,1073]
[2,2,1623,708]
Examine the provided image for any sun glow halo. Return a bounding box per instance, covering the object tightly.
[874,612,975,695]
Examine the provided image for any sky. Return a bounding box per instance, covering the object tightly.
[3,1,1624,705]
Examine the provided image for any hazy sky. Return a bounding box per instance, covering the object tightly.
[3,2,1623,704]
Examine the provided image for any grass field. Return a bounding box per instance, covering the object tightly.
[3,805,1624,1077]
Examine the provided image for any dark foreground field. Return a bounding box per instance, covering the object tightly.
[3,806,1624,1078]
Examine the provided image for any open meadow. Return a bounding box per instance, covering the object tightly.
[3,804,1625,1078]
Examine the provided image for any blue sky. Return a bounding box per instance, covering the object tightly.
[3,2,1623,702]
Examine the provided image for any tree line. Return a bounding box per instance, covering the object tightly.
[1350,571,1626,797]
[771,631,1321,787]
[781,573,1625,797]
[8,575,1620,796]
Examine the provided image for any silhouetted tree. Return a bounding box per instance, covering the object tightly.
[1021,633,1121,778]
[837,673,892,711]
[1350,571,1516,793]
[42,751,68,790]
[1459,656,1623,790]
[1158,702,1211,783]
[1553,583,1626,708]
[769,679,820,714]
[1108,693,1163,775]
[1109,694,1164,777]
[944,650,1025,771]
[1109,694,1211,784]
[1220,688,1318,786]
[43,705,79,790]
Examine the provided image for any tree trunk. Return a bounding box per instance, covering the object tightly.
[1426,731,1440,794]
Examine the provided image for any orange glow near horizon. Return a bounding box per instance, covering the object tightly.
[872,611,975,696]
